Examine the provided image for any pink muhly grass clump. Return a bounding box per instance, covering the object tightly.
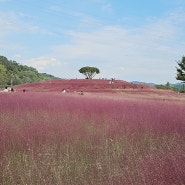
[0,92,185,184]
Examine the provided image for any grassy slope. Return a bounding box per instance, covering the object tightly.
[13,79,154,92]
[0,80,185,185]
[13,79,185,102]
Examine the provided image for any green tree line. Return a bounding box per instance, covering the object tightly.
[155,82,178,91]
[0,56,59,87]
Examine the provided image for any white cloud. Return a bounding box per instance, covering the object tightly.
[25,57,61,71]
[1,3,185,83]
[119,66,125,71]
[0,12,33,37]
[52,26,130,60]
[101,2,113,13]
[92,0,113,12]
[0,12,20,35]
[80,17,102,28]
[0,11,55,37]
[50,10,185,83]
[14,54,22,59]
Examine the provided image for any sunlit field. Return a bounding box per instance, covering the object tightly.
[0,90,185,185]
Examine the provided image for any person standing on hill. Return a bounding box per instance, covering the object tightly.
[2,86,8,92]
[61,89,66,94]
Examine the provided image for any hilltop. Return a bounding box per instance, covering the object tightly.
[14,79,155,93]
[12,79,185,102]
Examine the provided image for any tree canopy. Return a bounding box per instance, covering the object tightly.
[79,66,100,79]
[0,64,8,86]
[176,56,185,83]
[0,55,59,87]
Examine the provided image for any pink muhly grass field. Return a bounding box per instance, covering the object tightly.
[0,92,185,185]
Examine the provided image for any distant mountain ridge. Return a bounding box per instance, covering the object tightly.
[132,81,184,87]
[132,81,185,92]
[131,81,156,86]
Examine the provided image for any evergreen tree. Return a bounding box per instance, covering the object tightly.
[165,81,170,89]
[176,56,185,82]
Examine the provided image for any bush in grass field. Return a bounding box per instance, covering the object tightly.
[0,92,185,185]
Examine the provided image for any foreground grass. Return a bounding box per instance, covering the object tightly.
[0,92,185,185]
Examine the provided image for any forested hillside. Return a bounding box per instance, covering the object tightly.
[0,56,60,87]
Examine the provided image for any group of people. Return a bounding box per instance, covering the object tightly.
[1,86,15,92]
[1,86,85,94]
[61,89,84,95]
[0,86,27,93]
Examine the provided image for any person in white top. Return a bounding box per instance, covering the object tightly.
[2,86,9,92]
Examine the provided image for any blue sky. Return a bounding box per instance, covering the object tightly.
[0,0,185,84]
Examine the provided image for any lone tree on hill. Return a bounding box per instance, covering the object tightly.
[176,56,185,83]
[79,66,100,79]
